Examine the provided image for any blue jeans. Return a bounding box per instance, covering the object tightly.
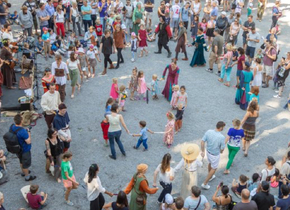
[158,181,172,203]
[136,138,148,149]
[100,17,106,32]
[40,24,49,36]
[108,130,125,159]
[221,65,233,82]
[83,19,92,32]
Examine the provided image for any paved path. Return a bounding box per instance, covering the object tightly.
[1,0,290,209]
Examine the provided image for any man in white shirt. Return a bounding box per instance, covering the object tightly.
[171,0,180,38]
[2,24,15,42]
[41,83,61,129]
[51,54,69,102]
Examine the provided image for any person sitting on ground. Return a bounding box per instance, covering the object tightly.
[161,194,175,210]
[175,197,184,210]
[231,174,248,198]
[26,184,48,210]
[212,184,231,210]
[0,150,6,170]
[252,181,275,210]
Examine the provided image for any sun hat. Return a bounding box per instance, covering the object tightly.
[89,44,94,49]
[131,32,136,36]
[137,164,148,173]
[165,194,174,205]
[181,143,200,161]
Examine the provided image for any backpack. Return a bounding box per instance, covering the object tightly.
[3,124,23,154]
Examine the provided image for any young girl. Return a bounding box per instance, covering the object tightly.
[231,175,248,198]
[163,111,175,148]
[61,152,79,206]
[101,118,109,146]
[138,23,151,57]
[199,17,207,39]
[206,16,216,47]
[175,104,184,134]
[270,168,279,188]
[161,194,175,210]
[87,45,101,78]
[219,44,233,87]
[77,48,89,83]
[105,98,114,116]
[249,86,260,103]
[68,32,77,45]
[110,78,119,101]
[129,68,138,100]
[137,71,147,101]
[170,85,180,109]
[42,27,51,60]
[151,74,159,100]
[224,119,244,174]
[175,86,188,109]
[95,19,103,40]
[131,32,138,62]
[191,15,199,41]
[118,85,127,112]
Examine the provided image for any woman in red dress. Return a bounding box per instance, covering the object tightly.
[138,23,151,57]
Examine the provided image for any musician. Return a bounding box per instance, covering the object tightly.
[51,54,69,102]
[2,23,15,42]
[0,38,16,89]
[84,26,97,46]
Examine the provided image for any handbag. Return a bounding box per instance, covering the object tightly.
[228,195,237,210]
[133,178,146,205]
[278,66,285,77]
[260,43,265,50]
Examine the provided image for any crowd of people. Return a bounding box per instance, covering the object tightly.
[1,0,290,209]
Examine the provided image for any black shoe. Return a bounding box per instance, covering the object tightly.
[167,52,172,58]
[21,170,31,177]
[25,175,36,181]
[262,84,269,88]
[109,155,116,160]
[120,60,124,64]
[154,51,162,54]
[143,148,148,151]
[115,65,119,69]
[133,146,137,149]
[122,152,126,156]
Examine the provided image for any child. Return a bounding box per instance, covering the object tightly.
[0,149,6,170]
[67,45,74,58]
[129,68,138,100]
[23,42,32,59]
[163,111,175,148]
[118,85,127,112]
[137,70,147,101]
[41,27,51,60]
[175,85,188,109]
[26,184,48,209]
[106,12,115,32]
[49,29,57,45]
[248,173,260,196]
[35,36,44,54]
[61,151,79,206]
[131,32,138,62]
[132,120,154,151]
[138,23,151,57]
[77,47,89,83]
[231,174,248,198]
[68,32,77,45]
[110,77,119,101]
[101,118,109,146]
[164,10,170,26]
[95,19,103,39]
[249,86,260,103]
[170,85,179,109]
[224,119,244,174]
[175,104,184,134]
[9,11,19,25]
[191,15,199,40]
[161,194,175,210]
[105,98,114,116]
[199,17,208,39]
[151,74,159,100]
[175,197,184,210]
[270,168,279,188]
[247,0,253,17]
[86,44,101,78]
[147,28,155,41]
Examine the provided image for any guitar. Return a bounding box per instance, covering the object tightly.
[10,35,25,53]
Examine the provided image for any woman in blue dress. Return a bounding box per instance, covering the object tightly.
[235,62,253,110]
[190,28,208,67]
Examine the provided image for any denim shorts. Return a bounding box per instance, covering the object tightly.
[246,46,255,58]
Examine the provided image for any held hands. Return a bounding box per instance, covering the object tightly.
[108,192,114,197]
[200,152,205,158]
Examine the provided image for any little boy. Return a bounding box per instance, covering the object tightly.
[101,118,109,147]
[175,104,184,134]
[27,184,48,210]
[95,19,103,39]
[36,36,44,54]
[132,121,154,151]
[0,150,6,170]
[151,74,159,100]
[41,27,51,60]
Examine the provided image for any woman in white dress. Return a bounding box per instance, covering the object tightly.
[251,57,263,88]
[191,0,201,16]
[174,143,202,199]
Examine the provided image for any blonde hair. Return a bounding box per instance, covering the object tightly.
[226,43,233,51]
[152,74,157,79]
[119,85,126,92]
[0,192,3,200]
[174,85,180,91]
[166,111,175,120]
[112,77,118,84]
[177,104,183,109]
[72,2,77,6]
[232,119,241,128]
[57,5,62,11]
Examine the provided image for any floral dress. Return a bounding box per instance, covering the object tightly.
[163,119,175,146]
[129,75,138,92]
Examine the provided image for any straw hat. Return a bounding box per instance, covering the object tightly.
[137,164,148,173]
[181,143,200,161]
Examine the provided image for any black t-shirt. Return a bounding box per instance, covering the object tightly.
[252,192,275,210]
[144,0,154,12]
[233,201,258,210]
[101,36,113,55]
[242,21,255,37]
[112,202,129,210]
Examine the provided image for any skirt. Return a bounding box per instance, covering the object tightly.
[206,28,215,37]
[242,123,256,141]
[180,170,197,199]
[69,69,79,86]
[88,58,97,67]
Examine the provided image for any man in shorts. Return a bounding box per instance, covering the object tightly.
[246,27,260,63]
[12,114,36,181]
[144,0,154,28]
[242,15,255,50]
[201,121,226,190]
[262,40,277,88]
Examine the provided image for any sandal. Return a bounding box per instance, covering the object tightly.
[224,83,230,87]
[218,78,223,83]
[223,170,230,174]
[91,74,95,78]
[138,54,143,58]
[77,84,81,91]
[130,97,135,101]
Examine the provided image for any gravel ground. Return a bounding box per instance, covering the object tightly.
[1,0,290,209]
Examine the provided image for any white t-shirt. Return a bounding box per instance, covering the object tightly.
[261,167,276,182]
[177,92,188,107]
[171,4,180,19]
[67,59,80,70]
[83,172,106,201]
[91,2,98,15]
[155,164,174,184]
[86,49,98,59]
[54,11,65,23]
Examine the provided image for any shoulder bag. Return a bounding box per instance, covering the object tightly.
[27,2,36,16]
[189,197,201,210]
[133,177,146,205]
[228,194,237,210]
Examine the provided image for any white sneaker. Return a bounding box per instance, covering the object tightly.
[275,90,280,93]
[131,58,135,62]
[201,183,210,190]
[273,94,281,98]
[209,175,216,182]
